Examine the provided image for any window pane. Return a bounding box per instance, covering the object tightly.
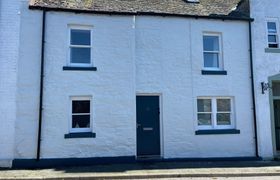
[198,114,212,126]
[268,35,277,43]
[217,113,231,125]
[269,43,279,48]
[267,22,277,33]
[273,82,280,96]
[217,99,231,112]
[203,36,219,51]
[197,99,211,112]
[204,53,219,68]
[71,29,91,45]
[70,47,91,64]
[72,100,90,113]
[72,115,90,128]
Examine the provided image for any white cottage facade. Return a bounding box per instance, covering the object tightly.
[0,0,260,168]
[251,0,280,159]
[0,0,21,167]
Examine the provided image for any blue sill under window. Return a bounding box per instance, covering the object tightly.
[64,132,96,139]
[201,70,227,75]
[63,66,97,71]
[265,48,280,53]
[195,129,240,135]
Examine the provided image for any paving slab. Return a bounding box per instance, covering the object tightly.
[1,161,280,179]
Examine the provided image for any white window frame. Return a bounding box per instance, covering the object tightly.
[266,19,279,48]
[197,97,234,130]
[69,96,92,133]
[68,25,93,67]
[202,33,223,71]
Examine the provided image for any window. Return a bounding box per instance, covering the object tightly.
[70,97,92,133]
[197,97,234,130]
[203,34,222,70]
[69,26,92,67]
[267,21,279,48]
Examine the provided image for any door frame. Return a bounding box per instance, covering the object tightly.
[269,74,280,156]
[135,93,164,159]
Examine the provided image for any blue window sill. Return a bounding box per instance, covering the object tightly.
[265,48,280,53]
[64,132,96,139]
[63,66,97,71]
[195,129,240,135]
[201,70,227,75]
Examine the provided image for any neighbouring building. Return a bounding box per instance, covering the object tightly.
[1,0,260,168]
[0,0,21,167]
[251,0,280,159]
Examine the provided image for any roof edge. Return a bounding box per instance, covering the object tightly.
[29,5,254,22]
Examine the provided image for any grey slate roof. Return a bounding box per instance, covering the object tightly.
[29,0,250,20]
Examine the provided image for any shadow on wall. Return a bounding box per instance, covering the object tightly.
[58,161,280,173]
[6,159,280,172]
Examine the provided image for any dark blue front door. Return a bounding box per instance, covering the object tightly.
[274,100,280,150]
[136,96,160,157]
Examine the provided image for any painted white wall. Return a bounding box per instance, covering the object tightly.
[15,1,42,159]
[250,0,280,159]
[136,17,254,158]
[16,11,137,159]
[15,8,255,160]
[0,0,21,167]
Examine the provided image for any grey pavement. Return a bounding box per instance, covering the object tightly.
[2,161,280,179]
[153,178,280,180]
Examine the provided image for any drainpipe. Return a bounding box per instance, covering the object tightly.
[249,21,259,158]
[37,10,46,161]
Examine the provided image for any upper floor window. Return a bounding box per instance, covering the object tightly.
[203,33,223,70]
[69,26,92,67]
[267,21,279,48]
[197,97,234,130]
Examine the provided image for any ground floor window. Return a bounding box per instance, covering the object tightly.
[197,97,234,130]
[70,96,92,133]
